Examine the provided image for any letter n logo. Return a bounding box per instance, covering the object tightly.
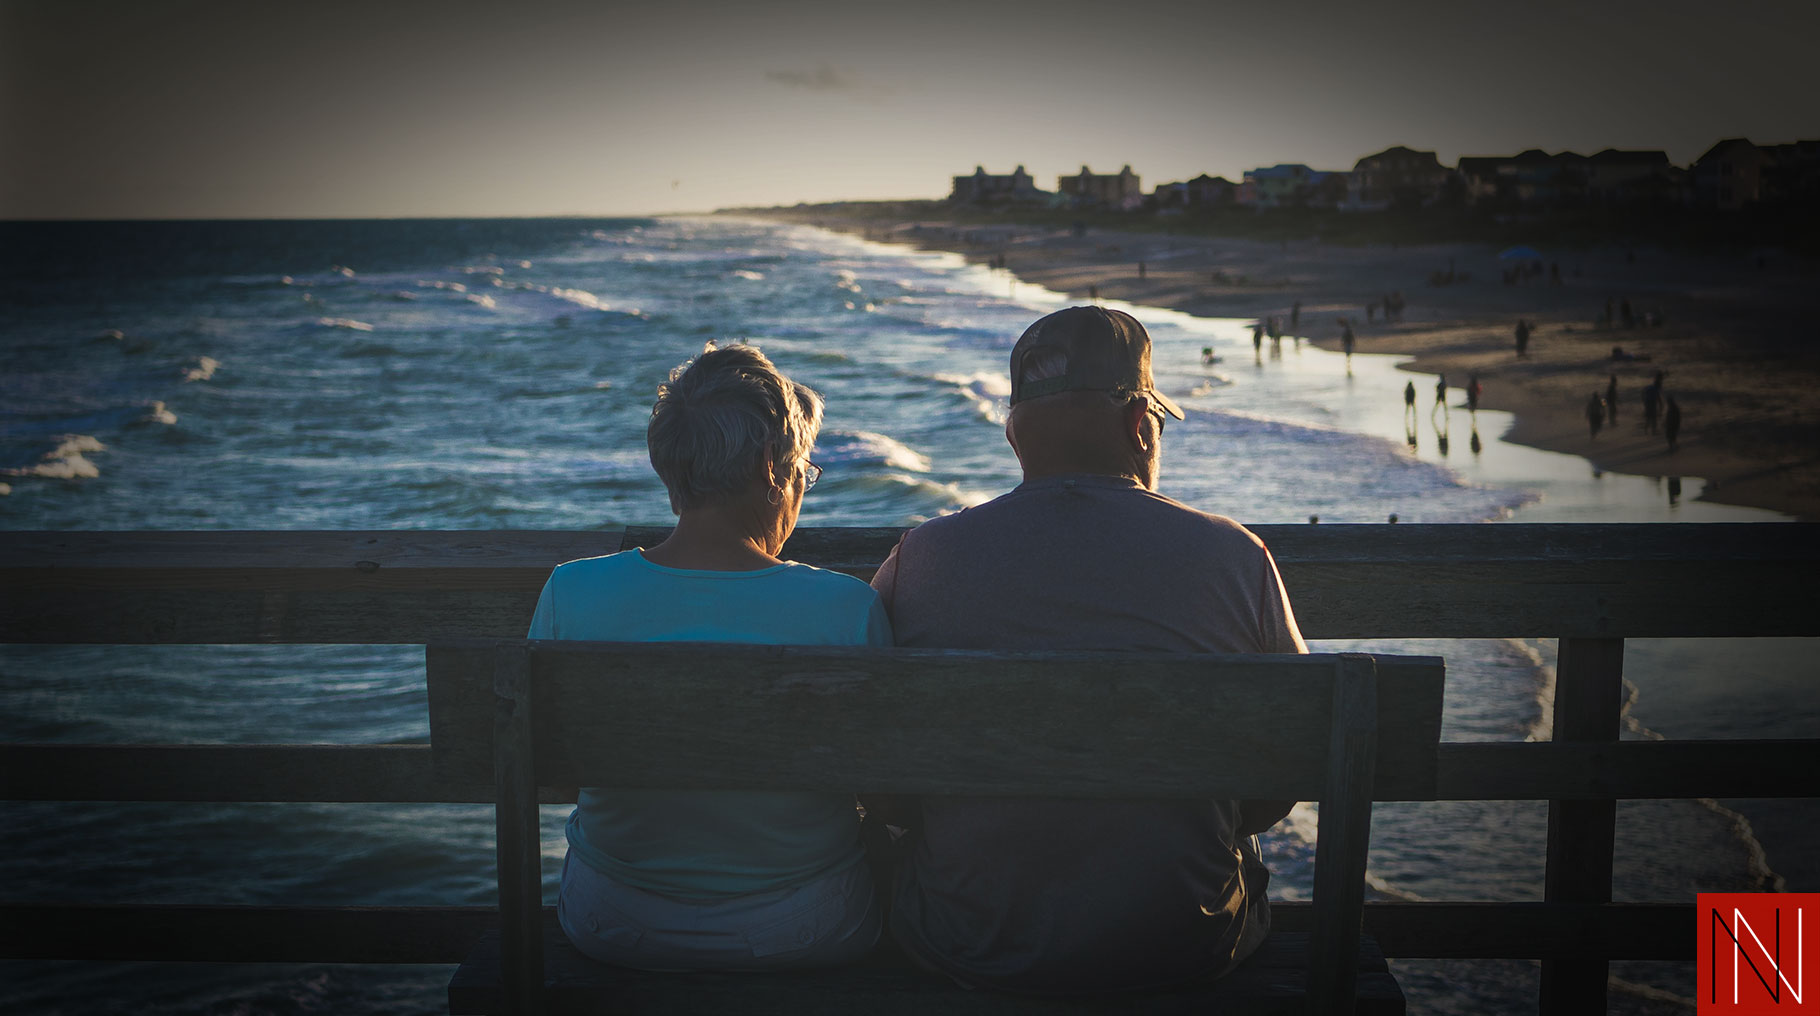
[1699,893,1818,1013]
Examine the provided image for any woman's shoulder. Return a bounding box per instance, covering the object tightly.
[546,550,644,584]
[770,561,882,607]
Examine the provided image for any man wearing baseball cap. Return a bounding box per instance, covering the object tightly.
[868,305,1306,993]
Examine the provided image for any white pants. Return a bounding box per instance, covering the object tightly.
[557,851,880,972]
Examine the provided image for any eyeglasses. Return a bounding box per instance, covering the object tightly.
[1145,400,1168,434]
[802,461,823,491]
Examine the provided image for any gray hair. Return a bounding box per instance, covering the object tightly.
[647,342,823,511]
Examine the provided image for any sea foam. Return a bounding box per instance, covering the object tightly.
[4,435,106,479]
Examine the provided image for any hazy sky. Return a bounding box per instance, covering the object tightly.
[3,0,1816,218]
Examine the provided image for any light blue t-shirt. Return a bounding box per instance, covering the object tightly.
[527,549,891,899]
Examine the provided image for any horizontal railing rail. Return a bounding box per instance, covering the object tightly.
[0,901,1701,964]
[6,740,1819,804]
[5,524,1817,1015]
[3,524,1815,642]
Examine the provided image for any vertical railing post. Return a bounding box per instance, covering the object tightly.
[1540,637,1625,1014]
[494,643,542,1016]
[1307,654,1379,1015]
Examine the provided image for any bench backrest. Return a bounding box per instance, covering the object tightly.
[425,641,1445,1016]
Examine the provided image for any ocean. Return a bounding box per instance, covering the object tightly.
[1,216,1812,1014]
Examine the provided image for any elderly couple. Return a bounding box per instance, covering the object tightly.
[527,306,1307,993]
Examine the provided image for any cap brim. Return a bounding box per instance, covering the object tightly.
[1149,389,1185,420]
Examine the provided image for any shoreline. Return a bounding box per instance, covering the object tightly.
[754,210,1820,520]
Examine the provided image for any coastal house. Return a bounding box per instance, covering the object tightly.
[1455,156,1510,205]
[1700,138,1820,208]
[1348,146,1449,209]
[1761,139,1820,204]
[1151,173,1236,209]
[948,165,1045,205]
[1187,173,1238,206]
[1057,165,1142,210]
[1240,163,1344,209]
[1455,150,1588,207]
[1584,149,1679,204]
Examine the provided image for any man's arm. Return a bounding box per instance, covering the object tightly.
[860,536,915,827]
[1236,799,1295,836]
[1239,543,1306,833]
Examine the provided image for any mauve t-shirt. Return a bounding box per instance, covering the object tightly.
[870,472,1306,993]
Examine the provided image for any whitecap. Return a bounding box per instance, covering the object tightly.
[930,372,1012,398]
[466,294,498,310]
[0,482,10,495]
[183,357,220,382]
[315,317,375,331]
[416,279,468,293]
[141,401,178,425]
[815,430,933,473]
[731,270,765,281]
[331,265,355,277]
[4,435,105,479]
[548,287,609,311]
[459,265,504,276]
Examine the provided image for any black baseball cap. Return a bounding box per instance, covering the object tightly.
[1008,306,1184,419]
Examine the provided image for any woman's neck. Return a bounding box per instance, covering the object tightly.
[639,500,783,571]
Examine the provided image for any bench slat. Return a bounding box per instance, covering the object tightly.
[428,644,1443,801]
[449,916,1404,1016]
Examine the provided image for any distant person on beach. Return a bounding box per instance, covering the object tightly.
[1606,375,1619,425]
[1290,300,1301,332]
[1467,374,1481,412]
[1643,371,1664,434]
[1621,298,1635,329]
[1514,319,1531,358]
[1404,380,1417,409]
[530,343,886,972]
[1340,318,1356,363]
[1435,374,1447,408]
[1665,396,1682,451]
[1587,391,1605,439]
[867,306,1304,993]
[1252,320,1265,357]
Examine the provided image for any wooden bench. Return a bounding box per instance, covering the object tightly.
[427,641,1445,1015]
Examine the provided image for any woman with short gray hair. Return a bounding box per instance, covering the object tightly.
[528,342,889,970]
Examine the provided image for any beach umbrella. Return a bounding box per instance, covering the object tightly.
[1498,245,1543,261]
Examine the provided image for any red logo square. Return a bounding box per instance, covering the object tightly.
[1699,893,1818,1013]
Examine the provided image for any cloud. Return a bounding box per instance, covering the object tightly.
[763,64,890,102]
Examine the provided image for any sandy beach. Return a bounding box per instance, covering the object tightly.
[765,211,1820,520]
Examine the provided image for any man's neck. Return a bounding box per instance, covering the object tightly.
[1020,465,1152,490]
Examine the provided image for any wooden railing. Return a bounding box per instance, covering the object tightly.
[3,524,1818,1014]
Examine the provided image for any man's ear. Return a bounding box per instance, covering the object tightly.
[1125,396,1152,454]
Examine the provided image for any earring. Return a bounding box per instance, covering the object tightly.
[766,486,782,506]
